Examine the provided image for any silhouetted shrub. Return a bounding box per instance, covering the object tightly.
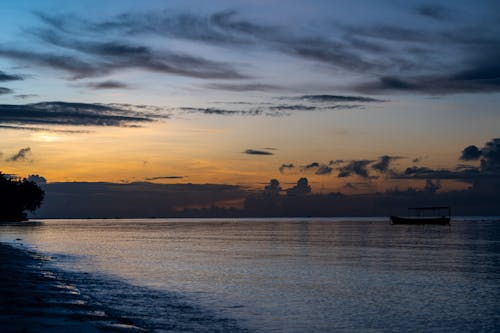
[0,173,44,221]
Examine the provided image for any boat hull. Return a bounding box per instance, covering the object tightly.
[390,216,450,225]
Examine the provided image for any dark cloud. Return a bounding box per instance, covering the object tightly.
[0,48,102,78]
[315,165,333,175]
[145,176,185,180]
[17,7,500,98]
[354,71,500,94]
[0,87,13,95]
[269,105,317,111]
[143,9,380,71]
[205,83,282,92]
[15,94,39,99]
[372,155,401,173]
[36,10,386,76]
[392,165,481,180]
[279,163,294,174]
[0,101,158,127]
[6,147,31,162]
[338,160,373,178]
[298,95,385,103]
[180,107,262,116]
[460,145,482,161]
[87,80,129,89]
[264,179,281,194]
[2,26,247,80]
[299,162,333,176]
[243,149,274,156]
[0,70,23,81]
[180,103,364,117]
[0,124,89,133]
[480,138,500,173]
[339,23,433,44]
[354,53,500,94]
[263,147,277,151]
[329,159,344,165]
[302,162,320,170]
[286,177,311,196]
[416,5,450,21]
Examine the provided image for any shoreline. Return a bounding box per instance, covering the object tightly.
[0,242,146,333]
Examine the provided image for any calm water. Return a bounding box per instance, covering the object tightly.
[1,218,499,332]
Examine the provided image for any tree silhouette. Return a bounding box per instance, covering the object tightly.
[0,173,45,221]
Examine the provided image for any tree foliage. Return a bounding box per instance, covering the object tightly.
[0,172,45,221]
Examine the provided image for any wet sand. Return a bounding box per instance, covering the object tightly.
[0,242,147,333]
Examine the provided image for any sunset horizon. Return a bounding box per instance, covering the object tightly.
[1,1,499,332]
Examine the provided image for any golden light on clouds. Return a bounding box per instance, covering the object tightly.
[30,132,63,143]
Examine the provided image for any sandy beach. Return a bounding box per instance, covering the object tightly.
[0,242,147,333]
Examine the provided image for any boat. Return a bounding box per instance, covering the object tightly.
[390,206,451,225]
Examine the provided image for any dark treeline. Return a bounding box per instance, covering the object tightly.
[176,178,500,218]
[29,176,500,219]
[0,173,45,221]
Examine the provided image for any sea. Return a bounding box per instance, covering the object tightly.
[1,217,499,332]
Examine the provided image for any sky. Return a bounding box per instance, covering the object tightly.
[0,0,499,207]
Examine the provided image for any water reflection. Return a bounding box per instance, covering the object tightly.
[1,218,499,332]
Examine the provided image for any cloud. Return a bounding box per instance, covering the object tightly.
[1,25,247,80]
[205,83,282,92]
[35,10,385,77]
[298,95,385,103]
[302,162,320,170]
[391,165,481,180]
[0,70,23,81]
[0,124,89,133]
[6,147,31,162]
[15,94,39,99]
[263,179,281,194]
[329,159,344,165]
[179,102,364,117]
[180,107,262,116]
[401,138,499,180]
[279,163,295,174]
[354,69,500,94]
[0,48,102,78]
[243,149,274,156]
[315,165,333,175]
[460,145,482,161]
[0,101,159,127]
[124,6,373,73]
[372,155,401,173]
[338,160,373,178]
[18,6,500,98]
[480,138,500,173]
[389,138,500,180]
[87,80,129,89]
[145,176,185,180]
[0,87,13,95]
[415,5,450,20]
[269,105,317,111]
[286,177,311,196]
[299,162,333,176]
